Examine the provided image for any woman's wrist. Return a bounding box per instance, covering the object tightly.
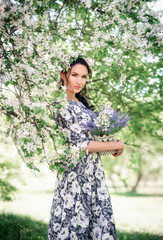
[116,140,124,150]
[86,140,124,153]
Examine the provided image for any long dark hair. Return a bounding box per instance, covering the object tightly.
[60,57,94,110]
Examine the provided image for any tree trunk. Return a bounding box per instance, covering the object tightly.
[131,172,142,192]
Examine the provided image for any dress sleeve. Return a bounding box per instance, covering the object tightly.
[53,104,91,151]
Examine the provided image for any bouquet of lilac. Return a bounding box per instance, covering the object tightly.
[81,105,130,156]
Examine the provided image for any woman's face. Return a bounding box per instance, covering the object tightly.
[61,64,88,94]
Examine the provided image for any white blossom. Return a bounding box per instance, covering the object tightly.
[0,0,161,173]
[80,0,91,8]
[120,74,126,83]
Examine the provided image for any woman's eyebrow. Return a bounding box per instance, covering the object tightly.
[71,72,88,76]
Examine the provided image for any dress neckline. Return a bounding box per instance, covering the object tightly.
[67,99,85,107]
[67,99,81,104]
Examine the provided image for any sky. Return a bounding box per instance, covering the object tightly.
[148,0,163,23]
[149,0,163,10]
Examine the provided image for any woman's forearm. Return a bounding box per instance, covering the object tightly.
[84,140,124,153]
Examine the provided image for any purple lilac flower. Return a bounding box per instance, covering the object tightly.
[99,126,103,130]
[119,116,130,125]
[109,110,120,121]
[120,113,128,119]
[115,118,121,126]
[81,120,97,132]
[87,120,97,129]
[121,123,128,128]
[109,113,117,121]
[87,109,97,119]
[119,118,126,125]
[82,107,130,134]
[87,127,95,131]
[81,122,95,131]
[114,110,120,116]
[124,116,131,122]
[81,122,87,128]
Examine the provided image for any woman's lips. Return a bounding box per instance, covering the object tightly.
[74,86,81,89]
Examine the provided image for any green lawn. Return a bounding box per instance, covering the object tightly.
[0,165,163,239]
[0,213,48,240]
[0,213,162,240]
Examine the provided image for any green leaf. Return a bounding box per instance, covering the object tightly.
[49,114,53,120]
[33,107,43,114]
[60,93,65,99]
[26,163,33,169]
[34,167,40,172]
[5,81,10,87]
[51,57,55,65]
[80,151,85,158]
[49,165,55,171]
[40,119,47,127]
[37,148,42,155]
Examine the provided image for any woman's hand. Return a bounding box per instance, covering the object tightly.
[112,140,124,157]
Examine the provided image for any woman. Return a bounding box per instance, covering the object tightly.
[48,57,125,240]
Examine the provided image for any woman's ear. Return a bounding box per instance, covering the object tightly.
[61,71,66,81]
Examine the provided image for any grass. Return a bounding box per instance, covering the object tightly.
[0,165,162,239]
[0,213,48,240]
[112,191,163,198]
[0,213,162,240]
[117,231,163,240]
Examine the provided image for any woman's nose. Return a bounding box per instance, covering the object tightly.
[77,78,82,84]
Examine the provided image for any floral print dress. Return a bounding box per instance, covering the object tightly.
[48,100,116,240]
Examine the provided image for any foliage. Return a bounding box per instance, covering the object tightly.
[0,213,48,240]
[117,231,163,240]
[0,127,20,201]
[102,129,163,191]
[0,162,17,201]
[0,0,162,177]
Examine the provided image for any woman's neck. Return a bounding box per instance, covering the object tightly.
[67,96,79,102]
[66,90,78,102]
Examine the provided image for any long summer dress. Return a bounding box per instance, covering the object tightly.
[48,99,116,240]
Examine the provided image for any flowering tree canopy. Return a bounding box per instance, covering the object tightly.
[0,0,162,173]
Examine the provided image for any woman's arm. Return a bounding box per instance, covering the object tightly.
[84,140,124,153]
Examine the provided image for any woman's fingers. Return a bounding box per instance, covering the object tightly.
[112,148,124,157]
[112,140,125,157]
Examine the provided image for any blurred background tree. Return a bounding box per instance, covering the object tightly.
[0,117,20,201]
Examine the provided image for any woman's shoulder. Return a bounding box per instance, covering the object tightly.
[76,94,95,110]
[52,100,76,118]
[52,100,72,109]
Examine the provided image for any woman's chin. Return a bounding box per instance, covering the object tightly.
[74,89,82,93]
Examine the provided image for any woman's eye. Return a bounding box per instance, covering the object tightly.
[71,74,87,79]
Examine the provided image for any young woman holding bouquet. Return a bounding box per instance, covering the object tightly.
[48,57,125,240]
